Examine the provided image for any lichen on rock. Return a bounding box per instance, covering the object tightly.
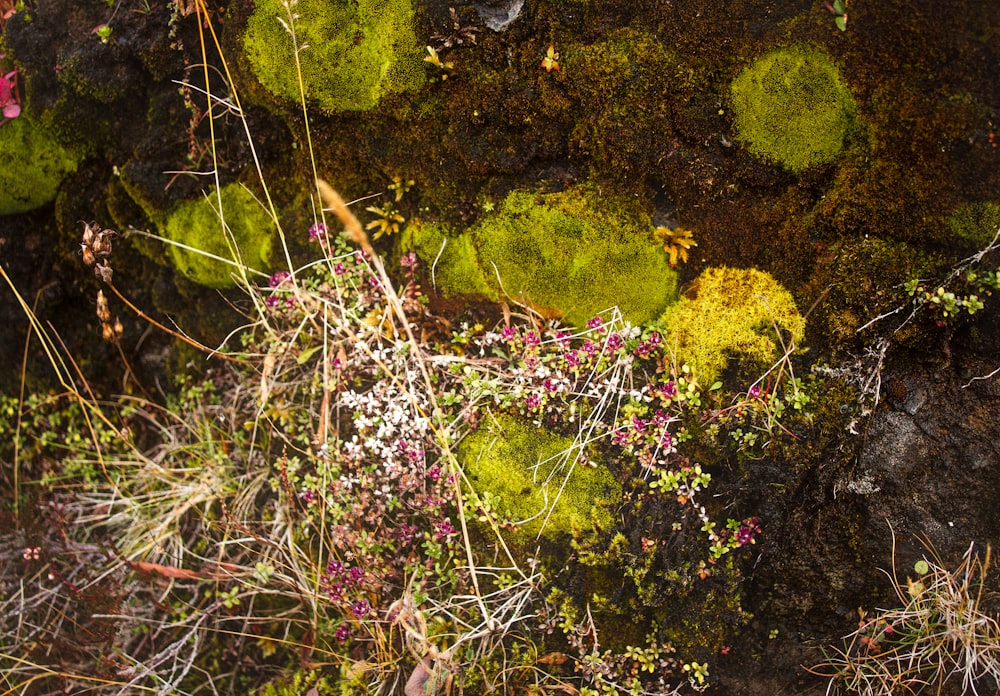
[729,44,856,172]
[242,0,426,113]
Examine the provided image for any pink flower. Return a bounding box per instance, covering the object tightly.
[434,519,457,539]
[1,70,20,120]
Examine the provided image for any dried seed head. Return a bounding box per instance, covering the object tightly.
[95,290,110,322]
[82,222,96,247]
[112,317,123,340]
[94,261,113,284]
[81,245,96,267]
[101,321,115,343]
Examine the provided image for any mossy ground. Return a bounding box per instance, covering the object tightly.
[5,0,1000,692]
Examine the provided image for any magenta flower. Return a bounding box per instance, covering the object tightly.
[268,270,291,288]
[327,581,344,602]
[334,262,347,276]
[525,392,541,410]
[350,599,371,618]
[399,251,417,268]
[586,316,604,329]
[434,518,457,539]
[308,221,328,241]
[501,325,518,342]
[335,624,351,642]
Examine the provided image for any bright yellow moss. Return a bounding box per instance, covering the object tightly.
[660,267,805,383]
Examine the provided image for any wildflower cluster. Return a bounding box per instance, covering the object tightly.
[253,231,465,635]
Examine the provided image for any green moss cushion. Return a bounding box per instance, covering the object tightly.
[472,186,678,326]
[459,415,620,538]
[730,44,856,172]
[243,0,426,112]
[0,117,79,215]
[160,184,274,288]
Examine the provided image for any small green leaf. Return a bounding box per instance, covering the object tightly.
[709,381,723,391]
[833,0,846,13]
[297,345,322,364]
[834,15,848,31]
[914,559,929,575]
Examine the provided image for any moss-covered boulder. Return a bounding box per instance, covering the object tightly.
[242,0,426,113]
[159,183,275,288]
[729,44,856,173]
[470,186,679,326]
[459,415,620,539]
[660,267,805,383]
[0,117,80,215]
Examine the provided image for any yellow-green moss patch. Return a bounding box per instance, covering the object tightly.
[730,44,856,172]
[660,267,805,383]
[159,184,275,288]
[243,0,426,113]
[0,117,79,215]
[459,415,620,538]
[472,186,679,326]
[401,220,495,298]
